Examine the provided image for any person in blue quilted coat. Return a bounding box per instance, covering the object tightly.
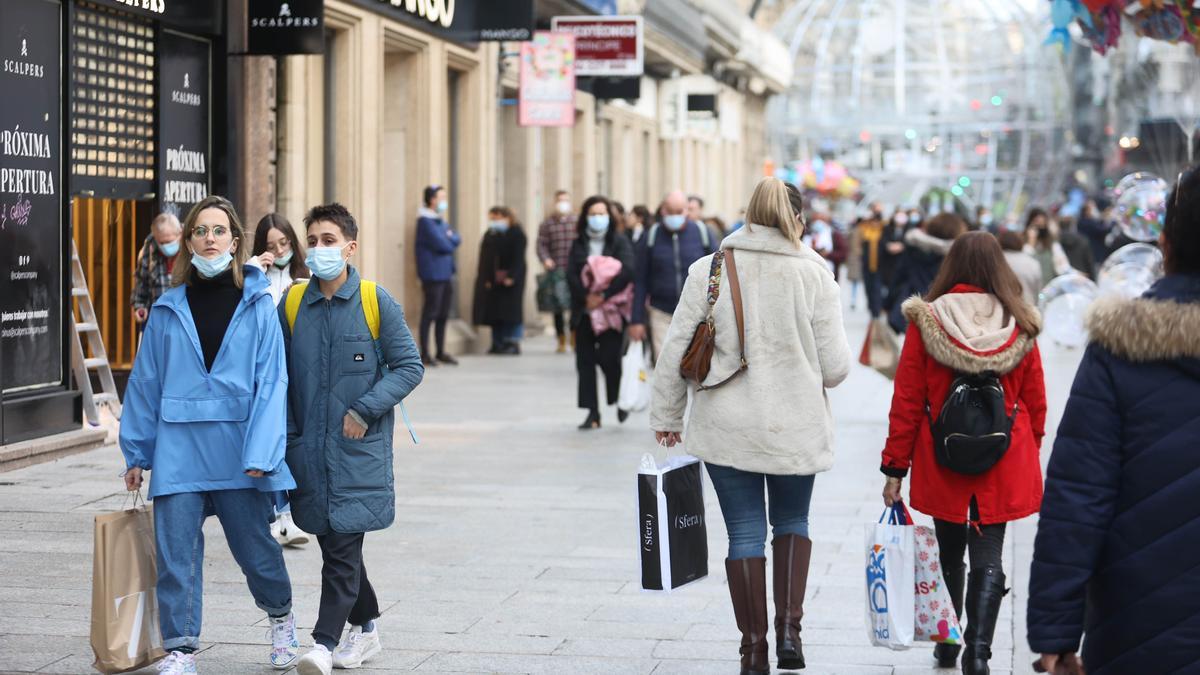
[1027,165,1200,675]
[283,203,424,675]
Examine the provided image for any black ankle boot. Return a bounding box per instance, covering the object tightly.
[578,409,600,430]
[934,564,965,668]
[962,567,1006,675]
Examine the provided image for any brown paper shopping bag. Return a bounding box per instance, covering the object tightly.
[90,494,165,673]
[865,316,900,380]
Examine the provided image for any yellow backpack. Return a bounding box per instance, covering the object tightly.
[283,279,417,443]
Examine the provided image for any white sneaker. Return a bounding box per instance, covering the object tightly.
[295,645,333,675]
[157,651,197,674]
[271,511,311,547]
[267,612,299,669]
[332,624,382,669]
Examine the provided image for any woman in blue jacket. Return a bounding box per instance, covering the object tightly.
[120,195,299,674]
[415,184,461,366]
[1027,165,1200,675]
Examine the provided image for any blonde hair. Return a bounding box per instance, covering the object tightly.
[171,195,249,288]
[743,177,803,247]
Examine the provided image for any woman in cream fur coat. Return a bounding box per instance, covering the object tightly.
[651,177,851,675]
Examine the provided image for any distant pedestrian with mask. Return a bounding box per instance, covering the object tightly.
[131,212,183,333]
[415,185,461,366]
[252,213,312,548]
[629,190,717,360]
[627,204,652,243]
[473,206,527,355]
[120,195,299,674]
[537,190,577,353]
[568,196,635,430]
[1023,208,1072,288]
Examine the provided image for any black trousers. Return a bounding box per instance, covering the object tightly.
[933,499,1007,571]
[553,311,566,338]
[864,269,884,316]
[420,281,453,357]
[313,532,380,649]
[575,319,622,411]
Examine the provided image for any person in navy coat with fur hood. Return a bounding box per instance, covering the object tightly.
[1027,165,1200,675]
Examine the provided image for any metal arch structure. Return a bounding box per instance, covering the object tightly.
[767,0,1073,216]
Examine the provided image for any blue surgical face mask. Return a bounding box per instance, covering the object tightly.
[159,240,180,257]
[586,214,610,234]
[190,243,234,279]
[306,244,350,280]
[663,214,686,231]
[489,219,509,232]
[273,251,293,268]
[980,213,994,226]
[437,200,449,214]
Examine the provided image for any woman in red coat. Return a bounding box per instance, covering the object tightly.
[880,230,1046,675]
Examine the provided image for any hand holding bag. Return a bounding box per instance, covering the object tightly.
[866,502,916,650]
[90,491,165,673]
[680,250,746,390]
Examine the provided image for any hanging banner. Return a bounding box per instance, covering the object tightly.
[518,31,576,128]
[0,0,63,393]
[245,0,324,55]
[551,16,643,77]
[158,31,210,220]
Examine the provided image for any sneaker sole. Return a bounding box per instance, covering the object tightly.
[333,642,381,669]
[295,658,332,675]
[270,653,299,670]
[282,535,310,546]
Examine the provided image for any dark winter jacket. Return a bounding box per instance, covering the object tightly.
[472,226,527,327]
[415,208,461,282]
[1059,230,1096,279]
[1076,215,1112,264]
[631,220,716,324]
[567,232,635,330]
[886,228,953,334]
[1027,273,1200,674]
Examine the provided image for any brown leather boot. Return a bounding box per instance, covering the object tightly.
[772,535,811,671]
[556,334,567,353]
[726,557,770,675]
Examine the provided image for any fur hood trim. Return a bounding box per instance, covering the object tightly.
[1086,295,1200,361]
[903,296,1035,374]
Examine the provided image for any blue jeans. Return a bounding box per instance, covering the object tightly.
[491,322,523,349]
[272,491,290,516]
[705,463,816,560]
[154,489,293,651]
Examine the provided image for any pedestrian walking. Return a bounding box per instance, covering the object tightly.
[473,206,527,355]
[846,218,864,309]
[627,204,651,243]
[1076,198,1114,264]
[885,212,966,334]
[537,189,577,353]
[1055,216,1096,279]
[687,193,705,223]
[651,178,851,675]
[415,184,461,366]
[251,213,313,549]
[1027,165,1200,675]
[119,195,299,674]
[131,212,182,333]
[628,190,718,360]
[1023,208,1072,287]
[568,195,635,430]
[881,231,1047,675]
[284,203,424,675]
[855,206,889,316]
[997,230,1043,307]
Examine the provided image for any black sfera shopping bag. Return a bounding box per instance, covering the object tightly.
[638,453,708,591]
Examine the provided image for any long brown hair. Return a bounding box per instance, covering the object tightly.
[926,231,1041,336]
[172,195,249,288]
[253,213,309,280]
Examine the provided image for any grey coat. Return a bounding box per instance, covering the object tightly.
[280,266,424,534]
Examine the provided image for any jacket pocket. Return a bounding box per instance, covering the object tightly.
[328,433,395,533]
[161,395,251,423]
[341,335,376,376]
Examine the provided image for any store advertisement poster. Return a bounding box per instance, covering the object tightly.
[518,31,576,128]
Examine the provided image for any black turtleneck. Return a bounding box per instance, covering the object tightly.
[185,269,242,371]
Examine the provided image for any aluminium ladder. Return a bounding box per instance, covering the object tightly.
[69,240,121,425]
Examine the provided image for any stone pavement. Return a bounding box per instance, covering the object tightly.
[0,292,1083,674]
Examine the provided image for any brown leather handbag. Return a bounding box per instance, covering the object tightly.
[679,249,747,390]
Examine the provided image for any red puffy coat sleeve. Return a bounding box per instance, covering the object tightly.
[1019,342,1047,448]
[881,323,928,477]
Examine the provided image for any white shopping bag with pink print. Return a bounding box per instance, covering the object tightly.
[913,525,963,645]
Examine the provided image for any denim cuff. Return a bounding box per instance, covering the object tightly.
[163,636,200,652]
[255,598,292,617]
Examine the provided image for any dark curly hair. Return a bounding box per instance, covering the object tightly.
[304,203,358,241]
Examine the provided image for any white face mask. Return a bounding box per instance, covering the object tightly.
[894,214,909,227]
[556,200,572,215]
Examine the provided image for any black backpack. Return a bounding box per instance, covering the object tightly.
[926,372,1019,475]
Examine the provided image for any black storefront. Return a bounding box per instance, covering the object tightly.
[0,0,226,445]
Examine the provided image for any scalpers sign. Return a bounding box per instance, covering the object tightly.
[518,32,576,128]
[158,34,209,217]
